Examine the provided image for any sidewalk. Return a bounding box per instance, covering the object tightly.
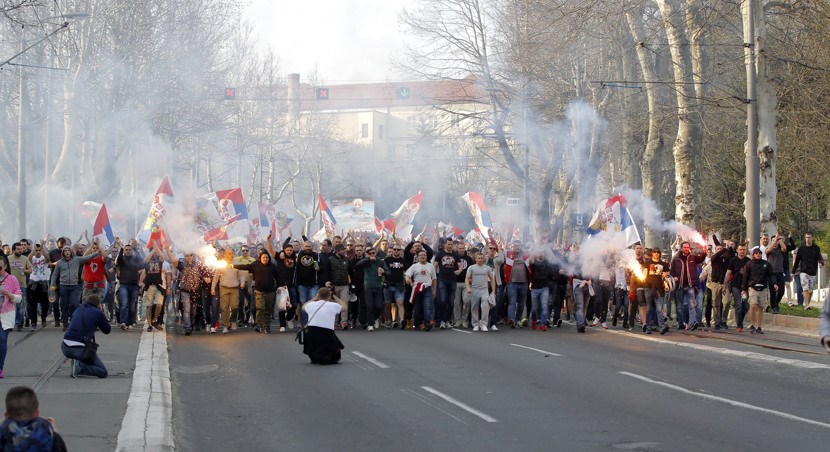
[0,324,141,451]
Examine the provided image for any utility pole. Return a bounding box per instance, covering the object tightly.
[743,0,760,246]
[17,40,27,239]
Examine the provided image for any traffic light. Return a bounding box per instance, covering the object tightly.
[224,87,236,100]
[316,87,330,100]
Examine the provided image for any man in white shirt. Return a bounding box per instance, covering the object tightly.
[404,251,437,331]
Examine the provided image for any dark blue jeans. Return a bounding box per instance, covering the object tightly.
[436,280,456,323]
[118,284,139,326]
[412,290,434,328]
[0,328,8,370]
[59,285,81,326]
[61,342,108,378]
[364,287,384,325]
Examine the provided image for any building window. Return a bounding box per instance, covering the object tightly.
[378,125,384,140]
[361,123,369,138]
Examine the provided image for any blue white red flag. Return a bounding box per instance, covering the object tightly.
[319,195,337,237]
[215,188,248,221]
[92,203,114,247]
[461,192,493,239]
[138,176,174,249]
[384,192,422,233]
[586,194,641,247]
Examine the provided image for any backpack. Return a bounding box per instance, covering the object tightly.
[0,417,55,452]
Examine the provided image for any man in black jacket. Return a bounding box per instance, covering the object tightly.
[742,247,777,334]
[792,232,824,310]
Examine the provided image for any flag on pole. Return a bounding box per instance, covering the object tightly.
[374,217,384,234]
[215,188,248,221]
[319,195,337,238]
[461,192,493,239]
[384,192,422,233]
[92,203,114,247]
[586,194,641,247]
[138,176,174,249]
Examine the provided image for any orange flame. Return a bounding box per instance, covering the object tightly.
[204,255,228,269]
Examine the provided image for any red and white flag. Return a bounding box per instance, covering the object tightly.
[138,176,174,249]
[384,192,422,233]
[409,281,425,304]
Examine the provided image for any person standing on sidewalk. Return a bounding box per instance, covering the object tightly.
[764,233,787,313]
[61,295,110,378]
[0,255,23,379]
[791,232,823,310]
[741,247,776,334]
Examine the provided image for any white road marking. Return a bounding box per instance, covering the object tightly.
[510,343,564,357]
[116,328,175,451]
[620,371,830,430]
[604,329,830,370]
[452,328,472,334]
[401,389,468,424]
[421,386,499,423]
[351,351,390,369]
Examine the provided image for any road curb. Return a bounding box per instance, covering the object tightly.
[116,327,175,451]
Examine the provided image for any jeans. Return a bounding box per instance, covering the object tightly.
[0,328,7,370]
[384,284,405,303]
[572,281,589,328]
[672,288,688,326]
[15,288,27,327]
[644,288,665,328]
[506,282,528,323]
[677,286,697,326]
[61,342,107,378]
[794,273,804,306]
[613,288,628,323]
[118,284,139,327]
[59,285,81,326]
[412,290,434,328]
[730,285,748,328]
[530,287,550,325]
[180,291,195,329]
[436,280,456,323]
[364,287,384,326]
[597,281,613,323]
[297,285,319,325]
[489,284,505,328]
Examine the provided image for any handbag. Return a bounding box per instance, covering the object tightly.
[79,305,99,364]
[295,301,326,345]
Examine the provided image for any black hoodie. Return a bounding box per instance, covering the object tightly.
[234,252,279,292]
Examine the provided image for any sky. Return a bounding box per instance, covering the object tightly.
[244,0,415,83]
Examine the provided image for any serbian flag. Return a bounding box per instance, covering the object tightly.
[258,201,272,238]
[374,217,384,234]
[138,176,174,249]
[461,192,493,239]
[92,203,114,247]
[409,282,425,304]
[384,192,422,232]
[586,194,641,247]
[215,188,248,221]
[319,195,337,237]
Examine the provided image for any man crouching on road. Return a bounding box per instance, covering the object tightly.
[61,294,110,378]
[302,288,344,365]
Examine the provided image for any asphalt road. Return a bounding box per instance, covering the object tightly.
[169,323,830,451]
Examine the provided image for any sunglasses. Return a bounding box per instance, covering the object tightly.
[393,248,403,251]
[241,249,249,252]
[488,247,497,250]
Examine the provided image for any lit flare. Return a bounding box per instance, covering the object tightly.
[204,255,228,269]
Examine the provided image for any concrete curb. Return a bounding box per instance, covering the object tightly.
[116,328,175,451]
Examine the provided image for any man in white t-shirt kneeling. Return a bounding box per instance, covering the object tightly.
[302,288,345,365]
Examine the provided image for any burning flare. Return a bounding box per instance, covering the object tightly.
[204,255,228,269]
[620,249,646,281]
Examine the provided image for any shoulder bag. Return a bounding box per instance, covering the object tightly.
[294,301,327,345]
[79,305,99,364]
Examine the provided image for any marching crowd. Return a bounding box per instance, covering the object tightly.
[0,229,824,343]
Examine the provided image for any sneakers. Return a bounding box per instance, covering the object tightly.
[714,324,721,331]
[756,327,764,334]
[642,325,648,333]
[374,320,380,329]
[424,321,433,332]
[749,325,757,334]
[70,360,78,379]
[473,325,480,332]
[601,322,608,330]
[147,325,153,332]
[385,321,392,329]
[490,325,498,331]
[787,301,794,307]
[392,321,399,329]
[254,326,263,333]
[482,325,489,332]
[556,319,562,328]
[691,322,700,331]
[210,326,217,334]
[539,325,547,332]
[591,318,600,327]
[120,323,127,331]
[367,325,375,332]
[736,327,743,333]
[264,327,271,334]
[623,322,630,330]
[279,327,286,332]
[222,327,229,334]
[645,328,652,335]
[660,325,669,335]
[185,328,192,336]
[439,321,446,330]
[612,318,618,327]
[521,318,528,327]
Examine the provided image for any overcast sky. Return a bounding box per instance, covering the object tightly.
[244,0,415,83]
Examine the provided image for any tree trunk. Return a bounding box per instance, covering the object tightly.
[656,0,703,226]
[626,8,664,246]
[755,1,778,234]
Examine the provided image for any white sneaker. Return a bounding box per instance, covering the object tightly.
[367,325,374,332]
[473,325,480,332]
[481,325,489,332]
[374,320,380,329]
[222,327,229,334]
[601,322,608,329]
[279,327,286,332]
[210,326,216,334]
[439,322,445,329]
[490,325,498,331]
[591,318,600,327]
[787,301,794,307]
